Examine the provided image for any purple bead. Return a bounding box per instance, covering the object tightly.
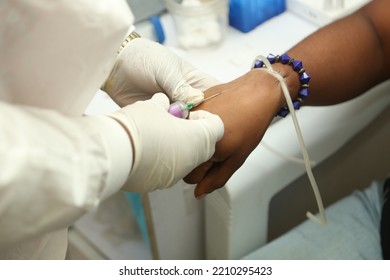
[292,60,303,71]
[280,53,290,64]
[277,107,290,117]
[293,100,301,110]
[267,54,277,64]
[299,87,309,98]
[254,60,264,68]
[299,72,311,84]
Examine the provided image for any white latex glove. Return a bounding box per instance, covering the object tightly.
[110,93,224,192]
[102,38,219,107]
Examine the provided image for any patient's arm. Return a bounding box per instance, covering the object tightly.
[186,0,390,198]
[184,68,284,198]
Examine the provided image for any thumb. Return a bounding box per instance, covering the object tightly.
[176,68,221,104]
[171,82,205,106]
[189,110,224,142]
[149,92,170,111]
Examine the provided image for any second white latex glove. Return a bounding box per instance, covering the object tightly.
[110,93,224,192]
[102,38,219,107]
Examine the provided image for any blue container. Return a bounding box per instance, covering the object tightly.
[229,0,286,33]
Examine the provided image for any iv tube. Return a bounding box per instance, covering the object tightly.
[254,55,327,225]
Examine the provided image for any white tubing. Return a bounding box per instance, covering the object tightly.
[254,55,327,225]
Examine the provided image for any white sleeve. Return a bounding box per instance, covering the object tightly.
[0,101,133,248]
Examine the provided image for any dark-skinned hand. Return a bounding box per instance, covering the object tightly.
[184,68,285,198]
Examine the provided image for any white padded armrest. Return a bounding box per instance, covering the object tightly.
[205,81,390,260]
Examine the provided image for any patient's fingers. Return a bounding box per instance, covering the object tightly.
[193,158,243,199]
[183,160,213,184]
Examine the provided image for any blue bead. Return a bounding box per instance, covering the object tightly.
[280,53,290,64]
[292,60,303,71]
[293,100,301,110]
[299,87,309,98]
[254,60,264,68]
[300,72,311,84]
[277,107,289,117]
[267,54,277,64]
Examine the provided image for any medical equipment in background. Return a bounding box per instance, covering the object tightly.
[163,0,287,49]
[126,0,165,23]
[287,0,371,27]
[126,0,166,43]
[164,0,229,50]
[229,0,286,33]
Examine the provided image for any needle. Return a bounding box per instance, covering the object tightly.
[201,92,222,103]
[168,92,222,118]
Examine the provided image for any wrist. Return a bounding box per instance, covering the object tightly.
[82,115,133,198]
[249,68,286,111]
[253,54,311,117]
[271,63,301,101]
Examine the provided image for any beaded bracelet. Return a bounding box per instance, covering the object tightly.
[253,53,311,117]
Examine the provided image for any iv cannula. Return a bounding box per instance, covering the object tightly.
[168,92,222,119]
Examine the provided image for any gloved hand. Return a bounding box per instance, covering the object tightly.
[110,93,224,192]
[102,38,219,107]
